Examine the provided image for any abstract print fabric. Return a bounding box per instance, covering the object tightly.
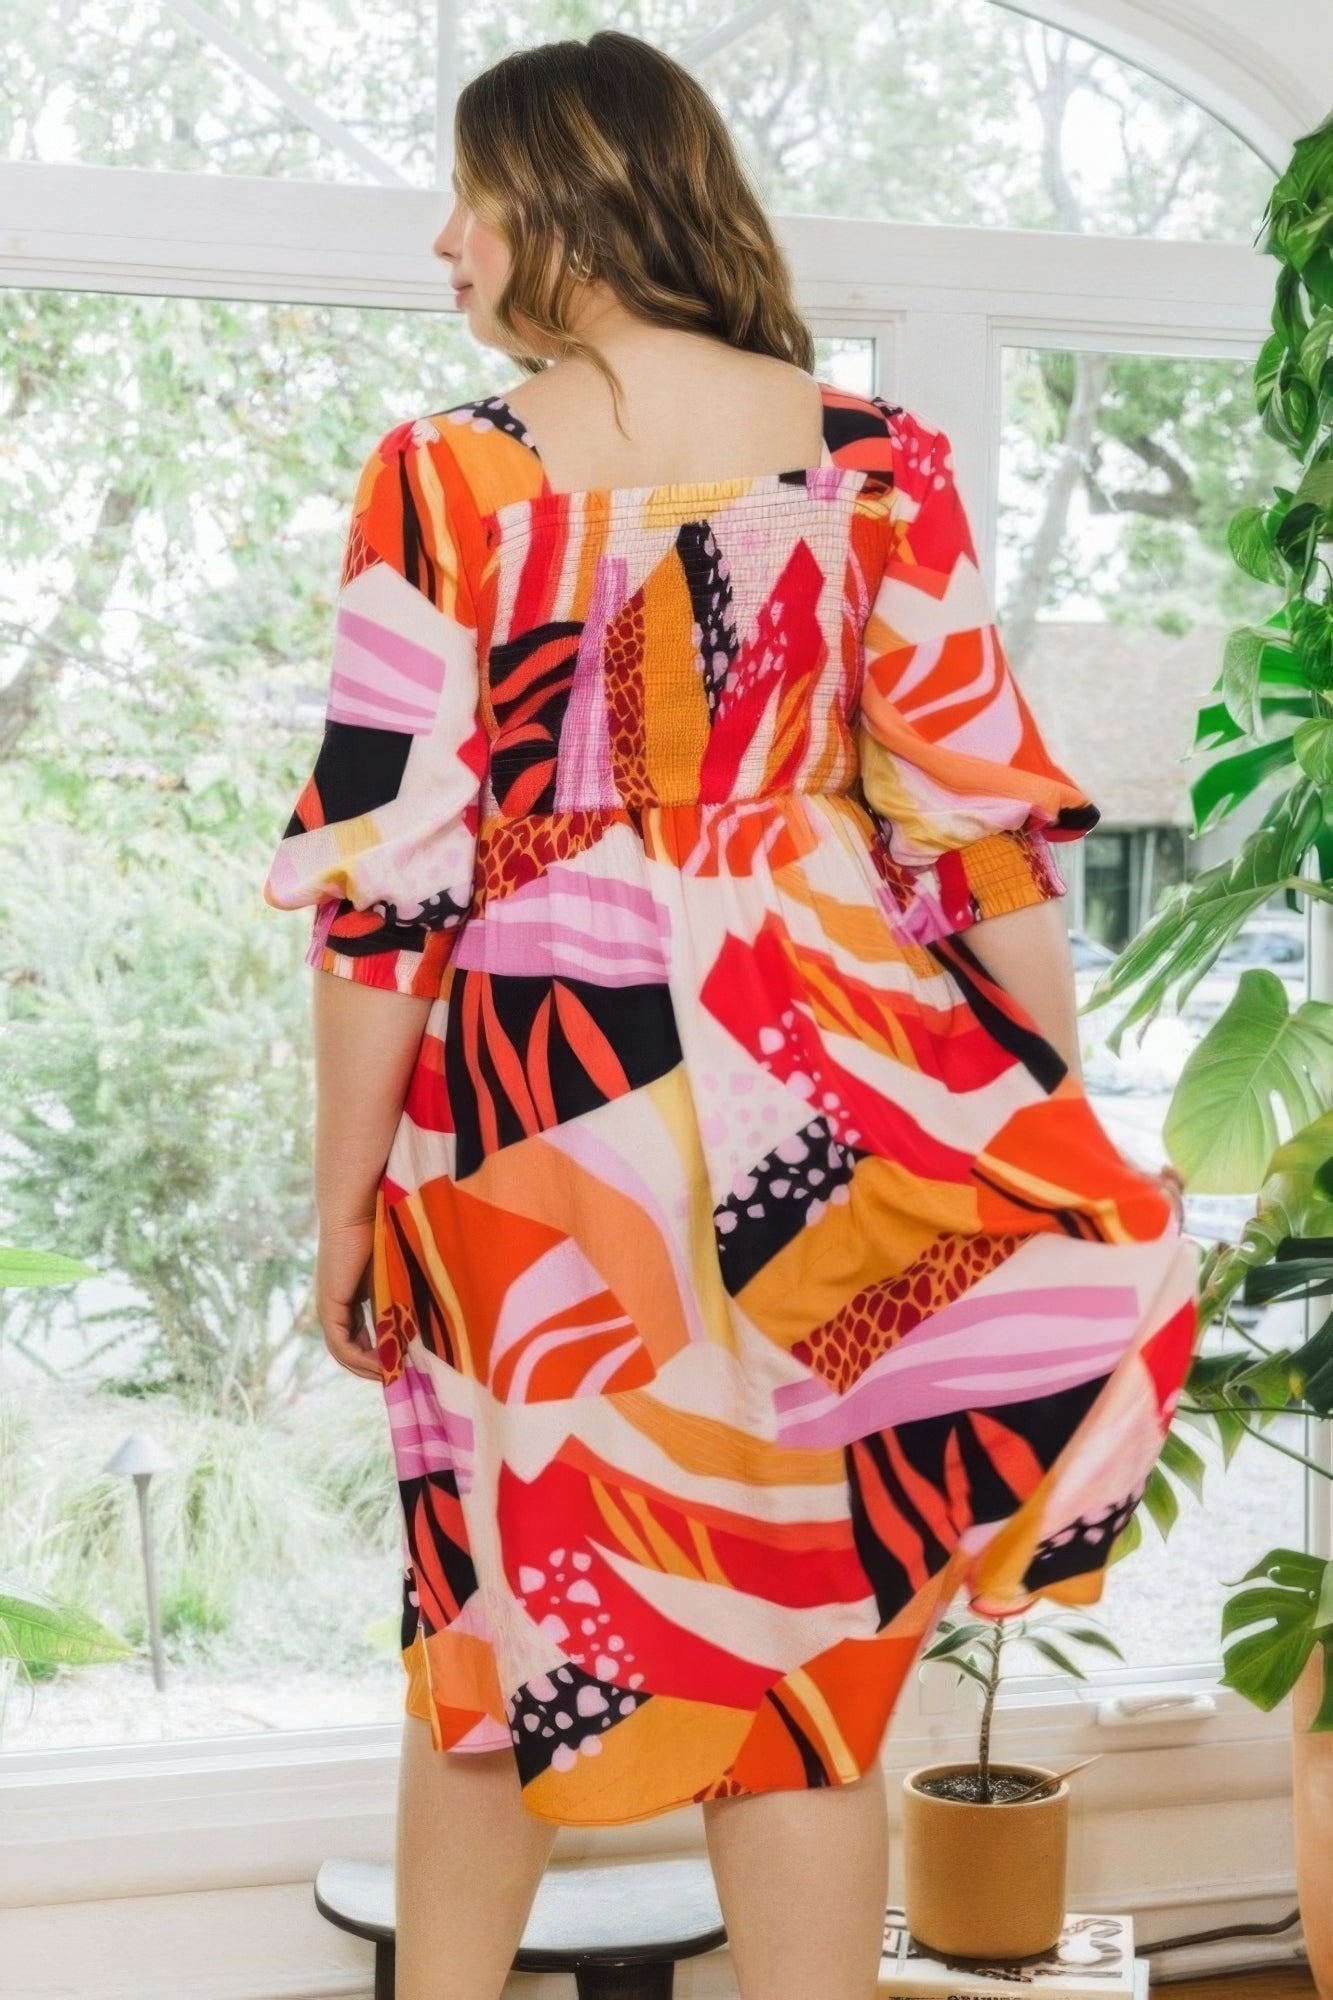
[264,380,1198,1826]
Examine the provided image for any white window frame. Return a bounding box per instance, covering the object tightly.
[1,156,1322,1962]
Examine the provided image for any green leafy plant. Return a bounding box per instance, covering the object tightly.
[1220,1548,1333,1726]
[921,1610,1123,1802]
[1087,114,1333,1731]
[0,1249,133,1685]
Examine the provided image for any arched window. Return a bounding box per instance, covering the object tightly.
[8,1,1272,239]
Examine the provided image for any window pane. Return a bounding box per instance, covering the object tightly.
[0,289,490,1749]
[10,1,1271,240]
[8,0,437,185]
[702,0,1270,239]
[0,292,879,1748]
[998,345,1307,1670]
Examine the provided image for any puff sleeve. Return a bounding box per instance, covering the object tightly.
[855,405,1099,947]
[262,417,487,998]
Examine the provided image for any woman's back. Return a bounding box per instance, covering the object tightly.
[489,340,831,493]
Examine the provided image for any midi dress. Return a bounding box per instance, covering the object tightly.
[262,377,1199,1827]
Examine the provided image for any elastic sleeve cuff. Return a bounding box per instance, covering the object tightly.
[945,828,1068,928]
[869,826,1068,947]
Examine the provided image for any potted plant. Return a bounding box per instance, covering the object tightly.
[1086,110,1333,1999]
[900,1610,1119,1960]
[1219,1541,1333,1998]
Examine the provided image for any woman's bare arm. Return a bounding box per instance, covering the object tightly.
[311,973,434,1379]
[961,897,1083,1081]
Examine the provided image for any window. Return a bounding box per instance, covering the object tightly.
[9,1,1272,241]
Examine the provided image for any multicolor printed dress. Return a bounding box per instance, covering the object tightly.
[263,378,1198,1826]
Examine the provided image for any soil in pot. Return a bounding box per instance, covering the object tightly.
[915,1769,1060,1804]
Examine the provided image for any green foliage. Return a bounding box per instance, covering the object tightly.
[0,1584,132,1669]
[999,346,1293,667]
[1220,1550,1333,1729]
[0,1384,400,1695]
[1162,970,1333,1192]
[1092,113,1333,1721]
[3,0,1272,239]
[0,1250,96,1286]
[0,1265,131,1681]
[0,286,486,1415]
[1092,118,1333,1046]
[1087,781,1326,1044]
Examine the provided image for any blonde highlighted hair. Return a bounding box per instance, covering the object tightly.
[452,30,816,425]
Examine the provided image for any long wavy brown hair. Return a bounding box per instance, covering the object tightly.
[452,30,816,429]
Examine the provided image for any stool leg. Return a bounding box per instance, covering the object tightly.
[375,1938,396,2000]
[574,1964,673,2000]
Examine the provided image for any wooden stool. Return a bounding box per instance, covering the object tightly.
[314,1854,728,1999]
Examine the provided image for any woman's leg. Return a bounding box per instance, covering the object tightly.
[701,1763,889,2000]
[394,1715,560,2000]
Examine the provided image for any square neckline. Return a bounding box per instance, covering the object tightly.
[474,373,840,508]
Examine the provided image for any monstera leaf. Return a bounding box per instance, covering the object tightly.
[1164,969,1333,1192]
[1221,1549,1333,1725]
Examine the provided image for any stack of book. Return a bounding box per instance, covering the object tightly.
[879,1908,1147,1997]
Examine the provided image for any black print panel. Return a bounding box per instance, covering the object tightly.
[289,719,413,832]
[506,1660,652,1787]
[400,1469,480,1636]
[675,519,739,716]
[845,1373,1110,1631]
[446,972,684,1180]
[714,1115,862,1296]
[487,618,584,818]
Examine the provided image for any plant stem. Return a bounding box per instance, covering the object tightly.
[1225,1413,1333,1475]
[1277,877,1333,901]
[978,1623,1004,1802]
[1179,1397,1313,1413]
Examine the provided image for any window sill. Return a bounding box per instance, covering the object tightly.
[0,1668,1295,1912]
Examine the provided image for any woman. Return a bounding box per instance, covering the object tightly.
[263,29,1196,2000]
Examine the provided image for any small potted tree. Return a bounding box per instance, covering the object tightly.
[900,1609,1117,1960]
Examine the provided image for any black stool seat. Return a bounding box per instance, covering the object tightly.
[314,1854,727,1999]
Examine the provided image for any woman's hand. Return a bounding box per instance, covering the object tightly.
[309,974,435,1384]
[1155,1163,1186,1230]
[315,1215,383,1382]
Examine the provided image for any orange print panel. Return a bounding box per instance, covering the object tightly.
[974,1096,1174,1242]
[643,798,819,876]
[737,1155,980,1352]
[858,675,1086,819]
[464,1128,695,1371]
[724,1632,920,1793]
[400,1177,655,1398]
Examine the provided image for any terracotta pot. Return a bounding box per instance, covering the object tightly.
[901,1761,1069,1961]
[1292,1647,1333,2000]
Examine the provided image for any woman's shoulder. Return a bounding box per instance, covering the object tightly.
[414,393,544,520]
[355,380,947,522]
[354,393,542,531]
